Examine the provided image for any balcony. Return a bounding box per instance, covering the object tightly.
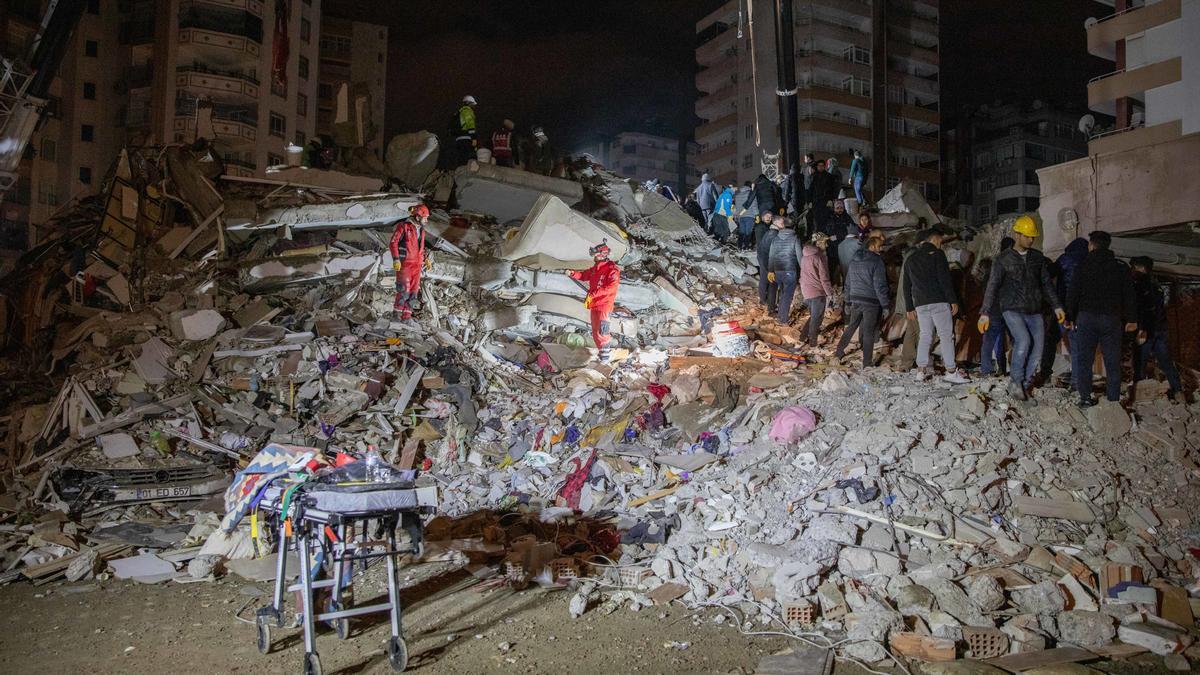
[810,0,872,19]
[889,131,938,155]
[796,50,872,80]
[889,162,939,184]
[179,27,263,59]
[175,97,258,143]
[890,40,939,67]
[897,101,940,125]
[695,113,738,141]
[176,65,260,98]
[696,84,737,119]
[697,142,737,166]
[192,0,264,18]
[795,16,871,47]
[178,1,263,60]
[1087,119,1182,156]
[798,114,871,142]
[696,64,735,95]
[1087,57,1181,111]
[890,9,939,37]
[1087,0,1179,61]
[696,29,737,68]
[799,82,871,111]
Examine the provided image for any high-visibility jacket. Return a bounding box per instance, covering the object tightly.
[455,105,476,140]
[491,129,513,157]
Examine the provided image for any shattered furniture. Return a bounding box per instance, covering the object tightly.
[254,477,426,675]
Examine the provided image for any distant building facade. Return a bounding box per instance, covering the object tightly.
[577,132,700,196]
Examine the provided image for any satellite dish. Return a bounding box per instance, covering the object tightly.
[1078,114,1096,135]
[1084,17,1098,29]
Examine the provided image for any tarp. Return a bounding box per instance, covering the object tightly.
[499,193,629,269]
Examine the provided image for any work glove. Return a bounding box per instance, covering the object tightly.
[424,257,433,271]
[767,272,776,283]
[977,315,989,334]
[393,261,402,272]
[584,295,593,310]
[1054,308,1066,324]
[567,270,582,280]
[472,139,479,148]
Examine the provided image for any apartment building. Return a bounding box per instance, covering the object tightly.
[1038,0,1200,268]
[693,0,940,202]
[5,0,323,257]
[316,15,387,157]
[950,101,1088,227]
[576,132,700,196]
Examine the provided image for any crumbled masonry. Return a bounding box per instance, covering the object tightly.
[1,147,1198,671]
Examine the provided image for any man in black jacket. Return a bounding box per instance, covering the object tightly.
[756,213,782,314]
[835,234,889,368]
[979,215,1065,400]
[1129,257,1182,402]
[903,225,968,384]
[747,173,781,218]
[1066,230,1137,406]
[810,159,837,235]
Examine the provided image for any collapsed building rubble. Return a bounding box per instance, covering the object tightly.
[0,143,1198,673]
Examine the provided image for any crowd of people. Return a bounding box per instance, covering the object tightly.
[680,161,1185,406]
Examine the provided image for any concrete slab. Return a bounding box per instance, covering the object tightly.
[453,162,583,224]
[385,131,440,189]
[499,193,629,268]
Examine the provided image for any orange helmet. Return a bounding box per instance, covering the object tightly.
[410,203,430,219]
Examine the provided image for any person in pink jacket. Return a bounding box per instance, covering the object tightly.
[799,232,836,346]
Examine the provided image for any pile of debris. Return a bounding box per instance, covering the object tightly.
[1,143,1198,672]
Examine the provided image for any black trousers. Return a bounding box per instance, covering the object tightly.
[835,302,882,368]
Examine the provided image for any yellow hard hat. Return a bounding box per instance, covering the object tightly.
[1013,214,1040,238]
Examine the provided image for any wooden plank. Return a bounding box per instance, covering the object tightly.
[627,485,681,508]
[889,632,956,662]
[1012,495,1097,523]
[984,647,1096,672]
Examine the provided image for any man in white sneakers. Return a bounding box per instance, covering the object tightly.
[902,225,969,384]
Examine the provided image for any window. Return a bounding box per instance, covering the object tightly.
[996,197,1020,214]
[297,93,307,117]
[41,139,56,161]
[82,82,96,100]
[887,117,905,134]
[742,153,753,169]
[300,17,311,42]
[975,152,992,169]
[744,125,753,139]
[978,205,991,221]
[1025,143,1047,161]
[318,83,333,99]
[995,170,1018,188]
[81,124,94,142]
[377,52,383,64]
[85,40,98,57]
[295,130,306,146]
[977,177,994,193]
[37,181,59,206]
[298,56,309,79]
[843,45,871,65]
[622,144,637,154]
[843,77,869,97]
[1025,170,1040,184]
[79,167,93,184]
[1055,121,1073,138]
[269,112,285,137]
[268,153,284,166]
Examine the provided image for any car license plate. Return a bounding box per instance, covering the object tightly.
[114,485,195,501]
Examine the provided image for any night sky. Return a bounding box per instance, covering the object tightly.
[330,0,1111,152]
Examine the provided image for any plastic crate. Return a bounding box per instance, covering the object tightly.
[964,627,1008,659]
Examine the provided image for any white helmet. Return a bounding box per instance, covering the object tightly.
[462,95,477,105]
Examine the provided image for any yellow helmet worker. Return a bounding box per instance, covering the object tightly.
[1012,214,1040,238]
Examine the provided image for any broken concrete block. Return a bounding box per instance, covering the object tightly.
[652,276,698,316]
[454,162,583,224]
[384,130,440,189]
[1117,622,1193,655]
[1012,580,1066,615]
[927,611,962,641]
[168,309,227,341]
[499,193,628,268]
[1056,610,1116,648]
[963,574,1006,613]
[1086,400,1131,438]
[926,579,992,627]
[895,584,935,617]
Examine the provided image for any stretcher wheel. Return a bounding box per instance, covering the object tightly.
[304,652,322,675]
[388,636,409,672]
[255,618,272,654]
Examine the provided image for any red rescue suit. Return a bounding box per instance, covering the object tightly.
[389,218,426,318]
[568,259,620,353]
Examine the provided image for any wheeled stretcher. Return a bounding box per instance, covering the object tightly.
[252,478,426,675]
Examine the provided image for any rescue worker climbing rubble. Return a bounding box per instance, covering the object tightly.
[389,203,443,321]
[454,95,478,166]
[568,241,621,362]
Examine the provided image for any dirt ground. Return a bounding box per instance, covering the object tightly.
[0,563,804,675]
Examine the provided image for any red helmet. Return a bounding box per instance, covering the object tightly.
[410,203,430,219]
[589,240,611,259]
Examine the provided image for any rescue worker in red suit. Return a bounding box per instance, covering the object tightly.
[568,240,621,361]
[389,204,443,320]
